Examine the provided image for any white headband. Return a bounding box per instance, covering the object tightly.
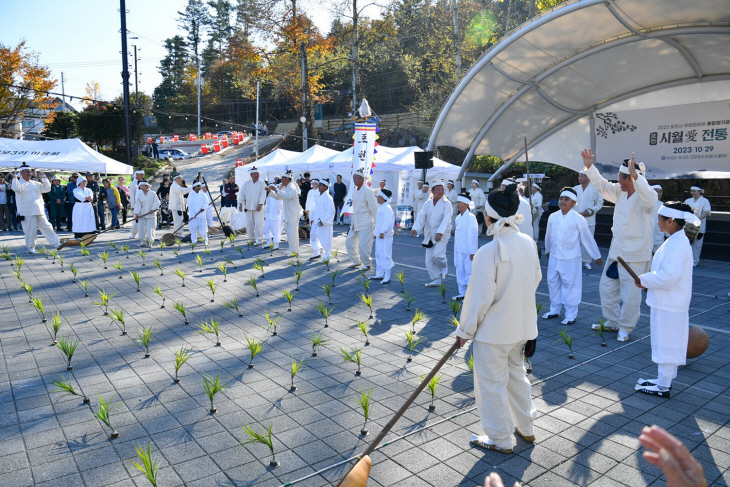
[138,181,149,187]
[619,162,646,175]
[651,185,662,190]
[380,193,391,202]
[471,180,479,185]
[134,170,145,175]
[658,205,700,226]
[690,186,703,192]
[532,183,541,190]
[456,195,471,205]
[431,181,444,188]
[422,182,429,187]
[560,190,577,201]
[192,181,201,188]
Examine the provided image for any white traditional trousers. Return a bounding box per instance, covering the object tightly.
[599,259,650,334]
[473,340,536,450]
[22,215,60,251]
[172,210,186,236]
[264,218,282,245]
[425,236,450,282]
[346,227,374,266]
[580,224,596,264]
[532,214,541,241]
[454,251,473,296]
[206,207,214,228]
[374,237,394,281]
[284,220,300,254]
[189,218,208,245]
[650,308,688,367]
[657,363,679,389]
[245,209,265,242]
[137,218,156,246]
[310,224,332,260]
[130,219,138,238]
[310,226,322,256]
[547,256,583,321]
[691,235,704,265]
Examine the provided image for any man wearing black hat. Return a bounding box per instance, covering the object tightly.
[12,165,61,253]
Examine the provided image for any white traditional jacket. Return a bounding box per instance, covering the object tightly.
[586,164,657,262]
[73,187,93,203]
[413,196,452,245]
[517,197,533,237]
[310,191,335,226]
[239,179,267,211]
[374,202,395,238]
[652,199,666,249]
[169,182,191,211]
[187,190,208,220]
[531,191,544,217]
[350,185,379,231]
[413,188,429,214]
[454,210,478,255]
[545,209,600,260]
[640,230,693,313]
[269,183,303,222]
[12,176,50,216]
[129,178,145,208]
[471,187,486,212]
[573,183,603,226]
[265,193,282,220]
[133,190,160,219]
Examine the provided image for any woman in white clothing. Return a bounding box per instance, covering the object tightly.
[72,178,96,237]
[635,202,698,398]
[683,186,711,266]
[370,188,395,284]
[133,181,160,246]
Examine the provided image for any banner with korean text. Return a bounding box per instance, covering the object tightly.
[341,122,377,215]
[395,169,412,227]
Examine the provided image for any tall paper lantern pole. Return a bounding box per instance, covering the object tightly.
[341,99,378,217]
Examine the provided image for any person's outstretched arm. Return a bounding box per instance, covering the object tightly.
[639,425,707,487]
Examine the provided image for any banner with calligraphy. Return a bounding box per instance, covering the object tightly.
[594,100,730,179]
[395,169,412,227]
[341,122,377,215]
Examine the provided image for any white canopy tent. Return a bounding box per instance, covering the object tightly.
[427,0,730,182]
[235,145,339,184]
[0,138,134,174]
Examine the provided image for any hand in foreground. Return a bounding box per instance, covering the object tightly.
[410,230,417,237]
[458,337,468,348]
[581,148,594,168]
[639,425,707,487]
[483,472,520,487]
[435,233,443,242]
[595,258,603,267]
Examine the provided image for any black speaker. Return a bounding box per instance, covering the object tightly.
[414,151,434,169]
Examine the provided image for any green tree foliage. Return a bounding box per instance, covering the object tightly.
[42,111,77,139]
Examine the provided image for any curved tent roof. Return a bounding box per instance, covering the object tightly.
[0,138,134,174]
[427,0,730,180]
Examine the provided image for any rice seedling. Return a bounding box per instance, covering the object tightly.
[288,258,302,272]
[449,316,460,329]
[94,290,115,316]
[294,269,303,291]
[322,255,330,271]
[158,241,166,256]
[109,241,119,253]
[58,254,65,272]
[136,326,155,357]
[248,275,259,297]
[10,269,21,280]
[69,263,78,282]
[32,297,46,322]
[403,290,415,311]
[264,313,280,336]
[173,302,189,324]
[112,260,123,279]
[204,249,213,261]
[174,268,186,287]
[466,353,474,374]
[222,298,242,317]
[130,271,141,292]
[22,282,33,302]
[121,244,130,259]
[80,279,89,297]
[217,262,228,282]
[130,441,159,486]
[236,245,244,259]
[360,293,373,319]
[360,278,370,296]
[80,244,91,259]
[202,372,227,414]
[340,348,362,375]
[110,309,127,335]
[0,249,11,261]
[396,270,405,292]
[199,319,222,346]
[405,330,424,362]
[97,251,109,269]
[56,336,79,370]
[240,421,278,467]
[195,254,203,272]
[253,259,265,278]
[50,375,90,404]
[411,309,425,333]
[246,240,254,250]
[190,242,197,253]
[331,248,339,262]
[223,255,236,269]
[173,250,181,263]
[153,259,163,275]
[228,233,236,247]
[175,238,181,252]
[49,311,62,344]
[356,321,370,346]
[245,336,262,368]
[356,388,373,435]
[437,283,447,303]
[536,302,543,315]
[92,394,121,438]
[330,269,340,287]
[310,333,328,357]
[420,374,443,410]
[48,249,58,263]
[448,299,462,317]
[269,241,275,256]
[143,238,154,249]
[556,329,575,359]
[321,284,332,305]
[590,317,608,347]
[220,240,225,252]
[316,302,334,327]
[282,289,295,312]
[12,255,24,271]
[206,278,218,302]
[173,347,192,383]
[151,286,165,309]
[289,355,306,391]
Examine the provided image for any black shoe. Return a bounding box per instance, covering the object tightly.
[542,313,559,320]
[635,384,670,398]
[368,276,383,281]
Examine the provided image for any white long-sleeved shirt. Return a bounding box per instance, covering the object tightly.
[586,164,657,262]
[531,191,544,217]
[73,186,93,203]
[133,190,160,219]
[652,199,666,249]
[187,190,208,220]
[413,188,429,213]
[413,196,452,244]
[309,190,334,226]
[265,193,282,220]
[573,183,603,226]
[470,187,485,211]
[269,183,303,223]
[517,196,533,237]
[350,184,379,231]
[639,230,693,313]
[684,196,711,233]
[238,179,267,211]
[545,209,601,261]
[129,178,145,207]
[454,210,478,255]
[306,188,318,215]
[11,176,50,216]
[169,182,191,211]
[374,202,395,238]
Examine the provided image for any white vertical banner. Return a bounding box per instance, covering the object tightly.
[396,169,412,227]
[341,122,377,215]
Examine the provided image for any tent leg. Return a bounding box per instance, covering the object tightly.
[589,112,597,159]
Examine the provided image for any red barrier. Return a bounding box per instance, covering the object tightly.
[147,137,152,144]
[201,144,209,155]
[160,136,165,144]
[213,142,221,152]
[173,135,179,142]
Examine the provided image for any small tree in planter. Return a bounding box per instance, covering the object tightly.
[340,348,362,375]
[121,244,131,259]
[411,309,425,333]
[217,262,228,282]
[360,293,373,319]
[449,299,462,317]
[330,269,340,287]
[356,321,370,346]
[130,441,160,487]
[317,302,333,327]
[591,317,608,347]
[556,329,575,359]
[357,388,372,436]
[32,297,46,323]
[202,372,227,414]
[93,394,121,438]
[22,282,33,302]
[282,289,295,312]
[94,290,115,316]
[222,298,243,317]
[173,347,192,383]
[436,283,447,304]
[419,374,443,411]
[130,271,142,292]
[110,309,127,335]
[321,284,332,305]
[289,355,305,391]
[173,302,189,325]
[153,286,166,309]
[264,313,280,336]
[69,263,78,282]
[50,375,90,404]
[206,278,218,302]
[195,254,204,273]
[174,268,186,287]
[79,279,89,297]
[248,276,259,297]
[223,256,236,269]
[245,336,262,368]
[241,421,278,467]
[310,333,328,357]
[49,311,62,345]
[112,260,123,279]
[199,319,222,346]
[136,326,155,358]
[253,259,265,278]
[403,290,415,311]
[294,270,303,291]
[153,259,163,275]
[56,336,79,370]
[405,330,424,362]
[138,250,147,266]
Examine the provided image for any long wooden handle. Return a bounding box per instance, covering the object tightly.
[168,193,222,236]
[616,256,642,286]
[200,173,227,227]
[335,338,461,487]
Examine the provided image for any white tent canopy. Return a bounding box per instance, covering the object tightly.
[427,0,730,181]
[0,138,134,174]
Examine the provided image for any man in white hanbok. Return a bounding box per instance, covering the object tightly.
[684,186,711,266]
[268,171,303,256]
[308,179,335,262]
[187,182,209,245]
[651,185,665,253]
[169,174,191,236]
[470,180,486,234]
[412,181,428,230]
[12,166,61,252]
[133,181,160,247]
[446,180,458,231]
[305,179,320,256]
[636,202,698,398]
[411,180,452,286]
[530,184,544,241]
[346,169,379,270]
[543,187,602,325]
[264,182,283,249]
[72,178,96,236]
[128,170,146,239]
[239,166,267,245]
[453,194,478,300]
[503,180,532,238]
[369,188,395,284]
[201,184,215,229]
[582,149,657,342]
[574,170,604,269]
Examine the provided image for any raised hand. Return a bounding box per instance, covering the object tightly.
[581,148,594,168]
[628,152,638,180]
[639,425,707,487]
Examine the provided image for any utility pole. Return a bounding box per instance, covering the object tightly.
[351,0,358,115]
[119,0,133,166]
[196,62,202,137]
[60,72,67,112]
[453,0,461,78]
[255,80,259,160]
[300,40,308,151]
[132,44,139,105]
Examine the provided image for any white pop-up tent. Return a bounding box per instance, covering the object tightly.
[234,145,339,184]
[0,138,134,174]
